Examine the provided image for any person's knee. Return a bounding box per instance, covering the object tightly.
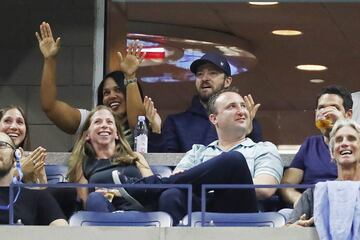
[158,188,187,225]
[86,192,109,211]
[159,188,185,208]
[220,151,246,168]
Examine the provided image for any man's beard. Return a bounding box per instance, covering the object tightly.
[0,163,13,178]
[199,92,212,103]
[198,82,226,104]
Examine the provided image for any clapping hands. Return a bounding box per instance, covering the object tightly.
[21,146,47,183]
[144,96,162,134]
[244,94,260,121]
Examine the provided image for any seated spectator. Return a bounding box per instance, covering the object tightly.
[287,119,360,227]
[0,105,78,218]
[0,132,67,225]
[280,85,353,206]
[36,22,147,147]
[160,87,283,223]
[0,106,46,183]
[146,52,262,153]
[67,87,282,224]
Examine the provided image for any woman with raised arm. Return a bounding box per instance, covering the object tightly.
[36,22,145,147]
[0,106,47,184]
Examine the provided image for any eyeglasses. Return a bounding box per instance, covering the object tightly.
[0,141,15,150]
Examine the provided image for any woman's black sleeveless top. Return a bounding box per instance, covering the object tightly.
[83,157,141,184]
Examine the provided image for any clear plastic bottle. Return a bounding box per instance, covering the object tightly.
[134,116,148,153]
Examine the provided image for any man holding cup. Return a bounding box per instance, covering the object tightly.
[280,85,353,207]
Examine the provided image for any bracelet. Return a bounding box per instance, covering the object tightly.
[124,77,137,86]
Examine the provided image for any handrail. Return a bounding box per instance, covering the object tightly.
[31,151,296,167]
[6,182,192,226]
[200,184,314,227]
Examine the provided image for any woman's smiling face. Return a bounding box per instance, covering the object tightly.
[86,109,119,148]
[0,108,26,147]
[332,125,360,166]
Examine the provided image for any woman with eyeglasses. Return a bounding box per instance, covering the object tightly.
[0,132,68,225]
[0,106,46,183]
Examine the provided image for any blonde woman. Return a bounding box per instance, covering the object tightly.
[68,105,259,224]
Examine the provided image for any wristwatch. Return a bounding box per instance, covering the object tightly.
[124,77,137,86]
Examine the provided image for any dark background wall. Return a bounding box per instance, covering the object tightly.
[0,0,94,151]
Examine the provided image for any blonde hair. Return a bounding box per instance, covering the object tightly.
[67,105,138,182]
[329,118,360,158]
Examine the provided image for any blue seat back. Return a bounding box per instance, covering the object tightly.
[69,211,173,227]
[278,208,293,222]
[44,165,172,183]
[45,165,68,183]
[150,165,172,177]
[182,212,286,227]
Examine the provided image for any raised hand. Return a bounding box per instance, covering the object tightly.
[244,94,260,121]
[35,22,61,59]
[144,96,162,134]
[33,149,47,184]
[20,148,33,182]
[117,40,145,78]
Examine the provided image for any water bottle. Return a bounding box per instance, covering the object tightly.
[134,116,148,153]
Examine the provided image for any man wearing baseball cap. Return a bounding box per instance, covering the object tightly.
[190,53,232,105]
[148,52,262,153]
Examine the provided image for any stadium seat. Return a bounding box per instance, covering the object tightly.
[182,212,286,227]
[150,165,173,177]
[45,165,68,183]
[69,211,173,227]
[258,194,281,212]
[45,165,172,183]
[44,165,172,183]
[278,208,293,222]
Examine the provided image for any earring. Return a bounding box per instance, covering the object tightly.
[14,148,23,183]
[14,149,22,161]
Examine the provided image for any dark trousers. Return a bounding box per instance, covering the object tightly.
[86,151,258,225]
[47,186,79,219]
[157,151,258,224]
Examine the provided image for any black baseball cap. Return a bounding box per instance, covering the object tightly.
[190,53,231,76]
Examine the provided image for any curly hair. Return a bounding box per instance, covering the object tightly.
[96,71,144,106]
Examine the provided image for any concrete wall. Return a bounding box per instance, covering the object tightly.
[0,0,316,152]
[0,226,320,240]
[0,0,94,151]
